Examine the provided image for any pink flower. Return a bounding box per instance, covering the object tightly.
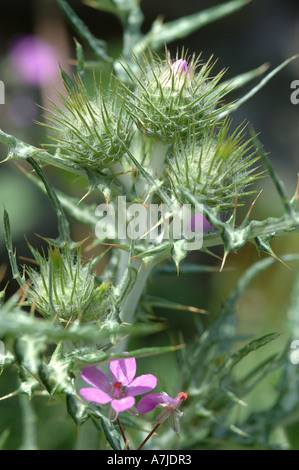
[137,391,188,433]
[186,213,218,232]
[9,35,59,86]
[79,355,157,421]
[171,59,188,76]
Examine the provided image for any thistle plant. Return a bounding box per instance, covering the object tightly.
[1,0,299,452]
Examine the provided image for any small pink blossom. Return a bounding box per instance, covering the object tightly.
[9,35,59,86]
[186,213,218,233]
[171,59,188,76]
[138,391,188,434]
[79,355,157,421]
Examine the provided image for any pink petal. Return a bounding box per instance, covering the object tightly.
[186,213,222,233]
[110,356,136,386]
[111,396,135,412]
[171,59,188,76]
[126,374,157,397]
[81,366,111,392]
[137,393,170,414]
[79,387,112,405]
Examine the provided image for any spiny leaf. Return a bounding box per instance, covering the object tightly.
[91,408,122,450]
[153,261,219,276]
[57,0,113,63]
[144,295,207,314]
[0,308,164,343]
[134,0,250,53]
[226,333,280,370]
[251,132,295,217]
[66,394,89,426]
[69,345,184,368]
[218,55,299,119]
[3,208,25,286]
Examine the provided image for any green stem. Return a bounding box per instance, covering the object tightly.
[113,251,171,353]
[109,161,133,194]
[148,141,168,180]
[118,258,153,325]
[112,142,171,334]
[203,213,299,250]
[0,128,85,175]
[19,394,38,450]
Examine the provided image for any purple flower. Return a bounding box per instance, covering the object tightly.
[186,213,218,233]
[138,391,188,434]
[79,355,157,421]
[9,35,59,86]
[171,59,188,76]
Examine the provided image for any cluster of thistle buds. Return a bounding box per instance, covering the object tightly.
[79,354,188,449]
[10,50,265,360]
[44,49,261,221]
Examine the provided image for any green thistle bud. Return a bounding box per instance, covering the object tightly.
[167,119,262,211]
[25,244,109,323]
[40,76,133,172]
[119,50,229,142]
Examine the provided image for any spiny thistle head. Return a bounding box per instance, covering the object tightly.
[119,49,230,142]
[167,119,262,211]
[24,244,109,323]
[40,75,133,172]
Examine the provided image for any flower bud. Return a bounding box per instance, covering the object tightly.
[41,76,133,172]
[120,49,228,143]
[25,245,109,323]
[171,59,188,76]
[167,119,262,211]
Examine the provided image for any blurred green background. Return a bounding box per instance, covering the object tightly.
[0,0,299,449]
